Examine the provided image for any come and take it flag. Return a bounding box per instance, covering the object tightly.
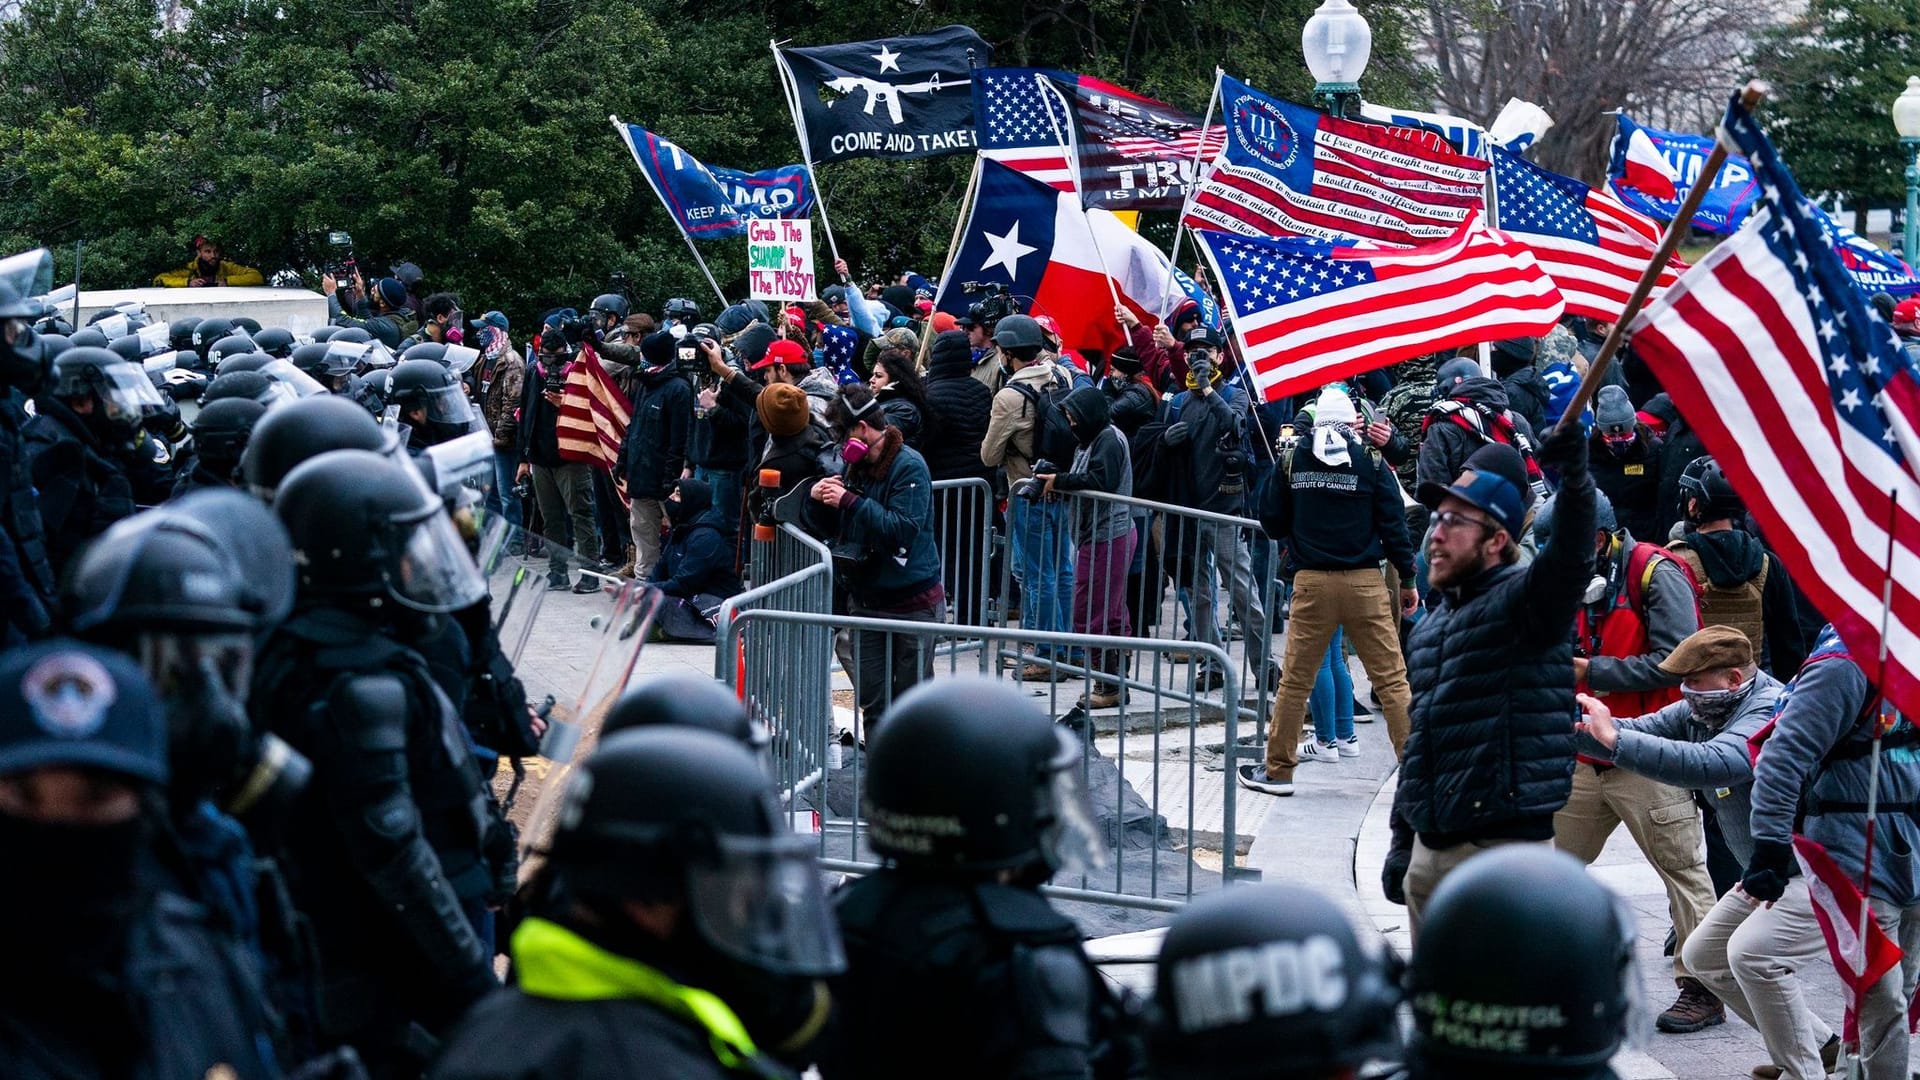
[613,121,813,241]
[1491,145,1683,322]
[775,26,989,163]
[974,67,1224,210]
[1630,91,1920,719]
[1194,212,1563,402]
[1184,74,1488,246]
[555,346,631,471]
[1792,835,1905,1045]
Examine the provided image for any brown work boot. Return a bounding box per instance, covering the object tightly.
[1019,661,1054,682]
[1084,682,1122,709]
[1749,1033,1840,1079]
[1656,977,1724,1033]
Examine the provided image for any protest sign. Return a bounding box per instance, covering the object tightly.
[748,218,817,302]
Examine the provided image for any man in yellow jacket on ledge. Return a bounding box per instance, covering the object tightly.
[152,236,264,288]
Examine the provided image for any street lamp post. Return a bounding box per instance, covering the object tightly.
[1302,0,1371,119]
[1894,75,1920,268]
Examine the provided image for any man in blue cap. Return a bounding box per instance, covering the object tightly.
[0,639,282,1077]
[1388,419,1596,933]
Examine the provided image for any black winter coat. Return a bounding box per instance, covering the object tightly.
[689,390,750,472]
[1591,425,1665,543]
[23,397,135,576]
[0,392,53,643]
[617,369,693,499]
[876,388,925,450]
[922,360,994,482]
[1395,459,1597,847]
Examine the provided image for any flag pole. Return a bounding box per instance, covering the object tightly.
[1476,141,1501,378]
[1553,79,1770,433]
[771,41,843,266]
[1848,488,1900,1074]
[920,152,982,371]
[1037,74,1126,340]
[1162,68,1225,312]
[609,116,730,309]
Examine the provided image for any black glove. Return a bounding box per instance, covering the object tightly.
[1382,808,1414,906]
[1162,421,1192,448]
[1537,416,1590,474]
[1741,839,1794,903]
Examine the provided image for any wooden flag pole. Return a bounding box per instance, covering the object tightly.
[1553,79,1770,433]
[919,153,983,372]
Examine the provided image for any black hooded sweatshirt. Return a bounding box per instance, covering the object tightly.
[1678,525,1809,680]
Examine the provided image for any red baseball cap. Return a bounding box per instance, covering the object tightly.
[751,338,809,371]
[1895,297,1920,329]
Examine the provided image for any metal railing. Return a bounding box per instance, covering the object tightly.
[930,477,995,628]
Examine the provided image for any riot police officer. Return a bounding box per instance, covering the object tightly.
[1404,846,1640,1079]
[387,357,477,452]
[1148,884,1402,1079]
[601,671,768,755]
[0,248,58,642]
[825,677,1144,1079]
[173,396,267,497]
[431,727,845,1080]
[24,346,172,570]
[241,393,395,500]
[251,448,499,1073]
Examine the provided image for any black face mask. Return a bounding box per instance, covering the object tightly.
[0,812,147,973]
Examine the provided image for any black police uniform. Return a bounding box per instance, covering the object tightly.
[830,873,1135,1080]
[0,389,54,641]
[252,604,497,1068]
[23,395,136,570]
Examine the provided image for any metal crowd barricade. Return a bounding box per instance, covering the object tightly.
[930,477,995,628]
[722,610,1252,912]
[713,523,836,816]
[992,488,1281,751]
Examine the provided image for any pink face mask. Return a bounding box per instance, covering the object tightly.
[840,438,869,465]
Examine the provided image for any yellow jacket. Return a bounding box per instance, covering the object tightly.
[152,260,265,288]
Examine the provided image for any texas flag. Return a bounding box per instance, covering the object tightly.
[935,159,1156,354]
[1617,125,1682,200]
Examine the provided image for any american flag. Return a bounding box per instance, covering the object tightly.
[1794,809,1904,1043]
[974,67,1224,211]
[1183,74,1487,247]
[1194,212,1564,402]
[1491,146,1683,322]
[820,324,863,384]
[556,345,631,471]
[1630,91,1920,721]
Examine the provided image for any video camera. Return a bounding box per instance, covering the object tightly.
[961,281,1022,327]
[322,230,358,282]
[676,323,735,382]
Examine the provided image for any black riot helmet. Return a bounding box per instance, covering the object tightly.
[590,293,631,323]
[200,370,277,408]
[67,327,109,349]
[602,673,767,752]
[241,394,394,500]
[47,347,168,434]
[1678,454,1742,524]
[208,334,258,368]
[1408,847,1641,1078]
[330,326,373,345]
[663,297,701,325]
[216,351,273,376]
[252,326,296,358]
[190,316,237,360]
[0,248,52,388]
[165,488,297,626]
[168,316,203,353]
[308,325,341,343]
[190,397,268,472]
[1150,884,1402,1080]
[289,342,342,382]
[1433,357,1483,400]
[274,448,485,613]
[63,506,308,817]
[107,334,145,363]
[864,677,1107,876]
[386,357,474,443]
[400,341,447,365]
[549,726,845,978]
[232,316,262,336]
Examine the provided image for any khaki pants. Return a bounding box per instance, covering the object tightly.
[1553,764,1716,979]
[629,498,666,581]
[1683,884,1834,1080]
[1265,568,1412,779]
[1405,835,1551,938]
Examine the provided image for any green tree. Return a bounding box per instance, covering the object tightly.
[1751,0,1920,232]
[0,0,1432,327]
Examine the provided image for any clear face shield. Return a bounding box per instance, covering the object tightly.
[685,832,847,978]
[98,361,168,430]
[441,344,480,378]
[1039,728,1111,876]
[386,500,488,613]
[357,341,399,375]
[258,359,330,407]
[423,381,476,426]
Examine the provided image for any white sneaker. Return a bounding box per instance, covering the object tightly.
[1338,736,1362,758]
[1298,739,1342,764]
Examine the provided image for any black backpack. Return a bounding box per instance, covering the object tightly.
[1129,419,1168,501]
[1011,371,1079,468]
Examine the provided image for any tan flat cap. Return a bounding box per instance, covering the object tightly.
[1658,625,1755,677]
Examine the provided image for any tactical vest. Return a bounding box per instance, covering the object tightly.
[1577,542,1699,720]
[1668,541,1766,658]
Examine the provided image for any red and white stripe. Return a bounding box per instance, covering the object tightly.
[1198,216,1564,402]
[1515,187,1682,322]
[1184,117,1486,246]
[1631,220,1920,717]
[557,347,632,472]
[980,146,1075,193]
[1109,125,1226,162]
[1793,836,1904,1045]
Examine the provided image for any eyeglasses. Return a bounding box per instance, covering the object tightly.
[1431,508,1496,534]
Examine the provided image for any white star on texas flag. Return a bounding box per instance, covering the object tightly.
[978,221,1037,277]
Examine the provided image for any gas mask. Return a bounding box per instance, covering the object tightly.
[840,437,869,465]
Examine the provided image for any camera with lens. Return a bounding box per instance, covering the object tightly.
[513,474,534,502]
[322,229,358,282]
[1012,459,1057,499]
[962,281,1020,327]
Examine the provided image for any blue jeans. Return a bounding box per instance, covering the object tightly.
[487,445,523,531]
[1309,627,1355,743]
[1009,494,1074,652]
